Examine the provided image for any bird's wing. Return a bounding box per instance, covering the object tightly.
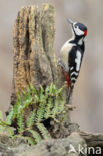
[68,46,81,87]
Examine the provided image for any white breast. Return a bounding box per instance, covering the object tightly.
[60,40,75,72]
[75,51,81,71]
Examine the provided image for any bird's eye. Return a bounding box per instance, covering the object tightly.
[74,25,77,28]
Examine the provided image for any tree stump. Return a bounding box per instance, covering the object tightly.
[8,4,70,137]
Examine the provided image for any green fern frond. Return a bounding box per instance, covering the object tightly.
[52,94,65,118]
[0,111,5,133]
[0,111,13,136]
[29,130,42,143]
[36,123,51,139]
[36,93,46,122]
[30,83,37,96]
[6,107,14,125]
[0,125,4,134]
[17,113,24,133]
[40,85,44,97]
[0,83,65,146]
[56,86,64,95]
[23,89,33,109]
[34,95,39,103]
[52,96,60,117]
[21,136,36,145]
[36,101,46,122]
[44,97,53,119]
[51,83,56,94]
[58,96,65,112]
[26,137,35,145]
[0,111,3,120]
[45,85,50,95]
[13,94,22,119]
[26,111,36,128]
[6,127,14,137]
[23,96,33,109]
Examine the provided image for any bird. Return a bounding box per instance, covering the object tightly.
[58,18,87,104]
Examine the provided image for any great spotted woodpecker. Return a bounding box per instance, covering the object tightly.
[58,18,87,104]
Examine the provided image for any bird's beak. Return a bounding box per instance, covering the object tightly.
[67,18,75,34]
[67,18,73,25]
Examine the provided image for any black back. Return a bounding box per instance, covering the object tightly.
[68,41,85,87]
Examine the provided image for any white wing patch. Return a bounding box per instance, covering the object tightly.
[75,51,81,71]
[70,67,74,70]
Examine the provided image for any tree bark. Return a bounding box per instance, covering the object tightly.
[11,4,67,103]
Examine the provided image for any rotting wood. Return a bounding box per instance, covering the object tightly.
[8,4,69,137]
[11,4,67,104]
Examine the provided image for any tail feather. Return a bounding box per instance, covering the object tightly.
[66,87,73,104]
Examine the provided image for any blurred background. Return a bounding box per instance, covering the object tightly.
[0,0,103,133]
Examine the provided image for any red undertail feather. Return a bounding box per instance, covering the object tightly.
[66,73,70,87]
[60,67,71,87]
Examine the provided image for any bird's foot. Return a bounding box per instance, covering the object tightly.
[57,58,62,66]
[57,59,67,72]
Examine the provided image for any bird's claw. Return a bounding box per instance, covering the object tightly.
[57,59,67,71]
[58,59,63,68]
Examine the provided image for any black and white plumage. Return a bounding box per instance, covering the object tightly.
[58,18,87,104]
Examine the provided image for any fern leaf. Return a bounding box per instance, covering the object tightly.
[36,96,46,122]
[17,113,24,133]
[40,85,44,97]
[52,95,64,118]
[26,111,36,128]
[52,84,56,94]
[34,95,39,103]
[23,96,33,109]
[29,130,42,143]
[58,96,65,112]
[56,87,63,95]
[6,127,14,137]
[26,137,35,145]
[0,111,5,133]
[51,96,59,117]
[30,83,37,95]
[21,136,35,145]
[36,123,51,139]
[45,85,50,95]
[23,89,33,109]
[0,125,5,134]
[44,97,53,119]
[13,94,22,118]
[0,111,3,120]
[6,107,14,125]
[49,83,53,94]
